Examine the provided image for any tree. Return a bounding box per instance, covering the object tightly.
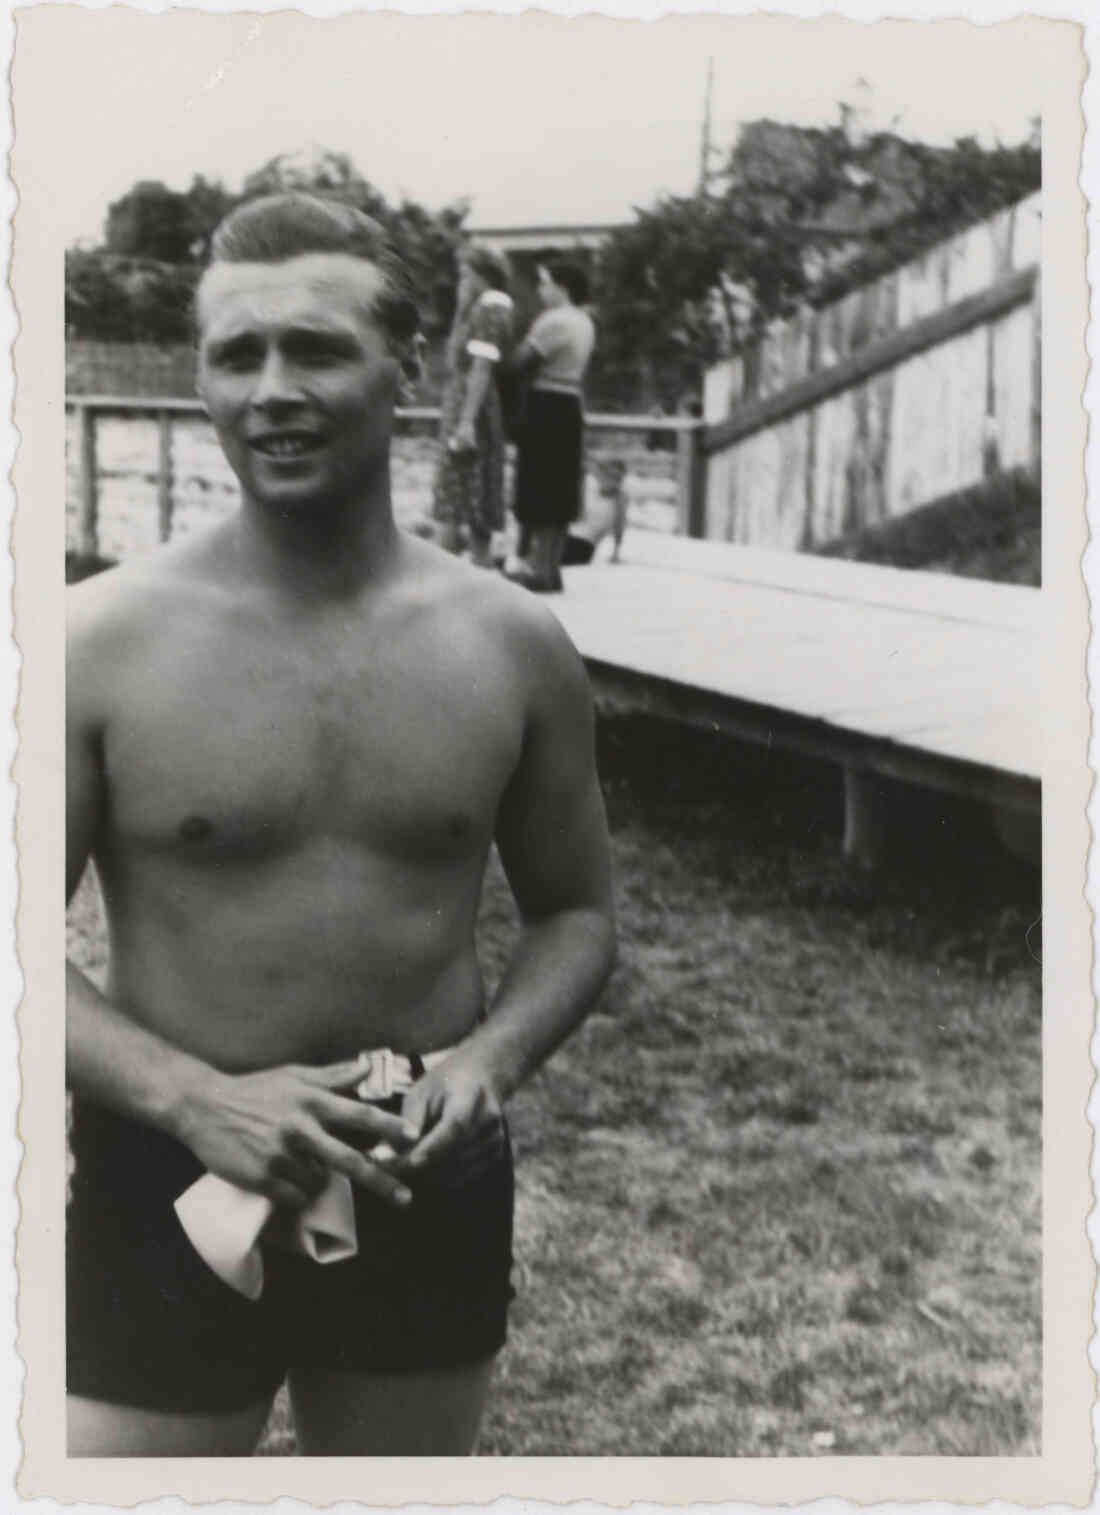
[68,150,470,353]
[105,181,199,264]
[241,148,389,221]
[806,133,1042,306]
[590,120,1040,411]
[592,189,808,411]
[183,174,237,261]
[385,196,470,336]
[65,249,137,341]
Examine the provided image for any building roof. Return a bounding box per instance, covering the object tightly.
[466,222,629,255]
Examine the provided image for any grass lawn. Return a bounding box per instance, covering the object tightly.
[819,467,1040,586]
[67,714,1041,1458]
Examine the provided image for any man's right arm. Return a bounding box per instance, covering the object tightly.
[65,587,418,1209]
[65,616,212,1144]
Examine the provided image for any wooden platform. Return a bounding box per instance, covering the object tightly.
[549,533,1041,824]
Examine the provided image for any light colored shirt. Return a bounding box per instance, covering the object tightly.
[525,305,596,392]
[450,288,514,372]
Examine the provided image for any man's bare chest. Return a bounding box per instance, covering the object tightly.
[103,624,522,861]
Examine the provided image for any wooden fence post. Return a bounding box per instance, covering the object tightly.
[157,410,175,542]
[77,403,99,557]
[677,424,707,539]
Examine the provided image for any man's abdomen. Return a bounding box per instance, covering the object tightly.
[100,844,490,1069]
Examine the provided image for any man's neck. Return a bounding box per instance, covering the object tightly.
[232,480,400,605]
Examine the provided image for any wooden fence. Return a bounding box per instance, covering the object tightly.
[699,192,1041,549]
[65,400,700,560]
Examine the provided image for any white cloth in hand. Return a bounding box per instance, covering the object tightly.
[174,1170,358,1301]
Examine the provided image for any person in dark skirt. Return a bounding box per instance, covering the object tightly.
[506,259,595,592]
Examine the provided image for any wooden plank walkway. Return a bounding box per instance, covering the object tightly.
[549,533,1041,818]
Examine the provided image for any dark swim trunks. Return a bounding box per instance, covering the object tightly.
[67,1097,515,1413]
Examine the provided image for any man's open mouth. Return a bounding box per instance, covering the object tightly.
[250,432,326,459]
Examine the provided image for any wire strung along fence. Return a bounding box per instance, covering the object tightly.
[698,191,1041,551]
[65,400,701,562]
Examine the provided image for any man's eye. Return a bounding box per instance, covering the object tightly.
[212,347,260,371]
[294,344,352,366]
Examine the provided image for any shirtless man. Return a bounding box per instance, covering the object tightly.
[65,194,616,1457]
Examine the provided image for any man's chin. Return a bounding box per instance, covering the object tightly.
[252,487,342,515]
[236,456,388,516]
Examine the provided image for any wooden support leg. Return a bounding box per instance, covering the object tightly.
[843,766,888,869]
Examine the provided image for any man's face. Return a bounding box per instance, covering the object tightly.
[196,253,400,514]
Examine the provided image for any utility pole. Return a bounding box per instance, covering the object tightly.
[698,56,715,196]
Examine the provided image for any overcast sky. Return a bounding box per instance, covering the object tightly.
[41,9,1046,249]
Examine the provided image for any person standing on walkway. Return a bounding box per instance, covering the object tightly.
[507,260,596,592]
[433,244,514,567]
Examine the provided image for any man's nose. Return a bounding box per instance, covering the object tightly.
[250,352,303,411]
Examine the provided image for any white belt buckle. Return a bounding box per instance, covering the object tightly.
[356,1047,396,1102]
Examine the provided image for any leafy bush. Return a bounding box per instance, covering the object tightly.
[65,251,199,344]
[818,467,1041,585]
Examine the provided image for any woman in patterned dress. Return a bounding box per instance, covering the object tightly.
[432,245,514,567]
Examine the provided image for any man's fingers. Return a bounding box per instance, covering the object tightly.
[404,1110,467,1169]
[300,1056,373,1091]
[309,1130,415,1208]
[397,1084,433,1141]
[277,1142,333,1199]
[405,1114,503,1175]
[314,1090,419,1148]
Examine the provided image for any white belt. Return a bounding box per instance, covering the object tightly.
[532,380,583,397]
[174,1046,450,1300]
[353,1046,449,1102]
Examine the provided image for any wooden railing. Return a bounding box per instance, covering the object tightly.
[65,397,706,556]
[703,267,1037,460]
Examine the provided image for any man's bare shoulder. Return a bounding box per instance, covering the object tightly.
[399,534,586,683]
[67,528,233,683]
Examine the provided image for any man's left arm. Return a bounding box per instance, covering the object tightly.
[400,614,616,1172]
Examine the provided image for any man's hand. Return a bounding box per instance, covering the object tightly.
[391,1052,507,1185]
[449,419,478,454]
[175,1055,421,1211]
